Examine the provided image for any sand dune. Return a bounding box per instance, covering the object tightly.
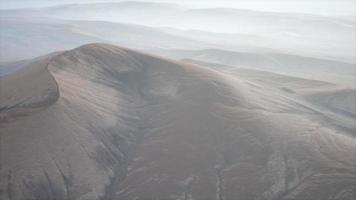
[0,53,60,119]
[0,43,355,200]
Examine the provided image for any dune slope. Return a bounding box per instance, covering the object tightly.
[0,44,355,200]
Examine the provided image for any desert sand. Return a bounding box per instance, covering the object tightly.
[0,43,355,200]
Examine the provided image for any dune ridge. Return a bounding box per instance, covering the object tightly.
[0,54,60,120]
[0,43,355,200]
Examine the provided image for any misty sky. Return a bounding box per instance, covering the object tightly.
[0,0,355,16]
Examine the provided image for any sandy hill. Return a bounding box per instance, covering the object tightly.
[0,43,355,200]
[181,58,356,135]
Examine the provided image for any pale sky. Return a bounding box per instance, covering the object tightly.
[1,0,355,16]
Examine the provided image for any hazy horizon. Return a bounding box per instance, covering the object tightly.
[1,0,356,16]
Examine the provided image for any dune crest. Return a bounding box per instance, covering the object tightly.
[0,43,355,200]
[0,55,60,120]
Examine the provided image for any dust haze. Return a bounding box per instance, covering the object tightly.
[0,0,356,200]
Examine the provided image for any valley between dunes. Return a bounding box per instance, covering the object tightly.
[0,43,355,200]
